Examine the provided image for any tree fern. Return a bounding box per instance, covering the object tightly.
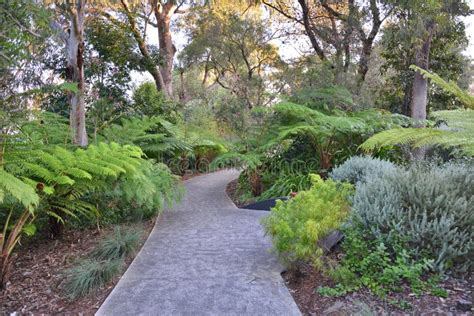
[410,65,474,109]
[0,170,39,208]
[362,67,474,156]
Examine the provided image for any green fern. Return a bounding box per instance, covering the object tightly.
[0,170,39,208]
[410,65,474,109]
[362,67,474,156]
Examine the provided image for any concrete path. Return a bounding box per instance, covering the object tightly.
[97,170,301,316]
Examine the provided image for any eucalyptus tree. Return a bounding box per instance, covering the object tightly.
[382,0,470,122]
[179,5,283,108]
[48,0,89,146]
[261,0,393,89]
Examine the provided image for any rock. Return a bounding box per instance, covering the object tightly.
[320,230,344,252]
[323,301,346,314]
[456,299,472,312]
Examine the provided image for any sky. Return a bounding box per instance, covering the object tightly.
[131,1,474,87]
[462,0,474,58]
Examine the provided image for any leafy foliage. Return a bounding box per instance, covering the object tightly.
[259,173,312,200]
[351,161,474,272]
[320,225,435,299]
[263,175,352,266]
[329,156,397,185]
[132,82,179,121]
[362,68,474,156]
[269,102,407,171]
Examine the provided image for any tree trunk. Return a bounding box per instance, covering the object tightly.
[410,25,434,124]
[410,23,435,159]
[334,49,345,85]
[66,0,88,147]
[178,69,186,102]
[155,3,176,97]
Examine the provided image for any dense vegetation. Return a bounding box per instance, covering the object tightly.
[1,0,473,311]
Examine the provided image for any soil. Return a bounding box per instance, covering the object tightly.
[283,263,473,315]
[0,220,155,315]
[226,178,257,207]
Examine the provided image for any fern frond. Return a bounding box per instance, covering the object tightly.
[410,65,474,109]
[0,170,39,207]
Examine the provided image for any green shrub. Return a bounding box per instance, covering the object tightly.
[95,161,182,223]
[92,227,140,261]
[329,155,397,185]
[263,175,352,266]
[64,258,121,299]
[333,224,433,297]
[351,161,474,272]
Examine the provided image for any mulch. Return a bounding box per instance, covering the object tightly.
[0,220,155,315]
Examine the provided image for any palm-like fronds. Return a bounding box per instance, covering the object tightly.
[0,170,39,208]
[361,110,474,155]
[410,65,474,109]
[362,67,474,156]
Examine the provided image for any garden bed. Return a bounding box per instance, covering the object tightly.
[226,178,257,207]
[283,260,473,315]
[0,220,154,314]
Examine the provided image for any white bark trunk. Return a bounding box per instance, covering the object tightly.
[66,0,88,147]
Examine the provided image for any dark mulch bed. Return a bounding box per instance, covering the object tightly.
[283,263,473,315]
[0,220,155,315]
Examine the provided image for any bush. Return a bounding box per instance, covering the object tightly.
[324,224,433,298]
[64,258,121,299]
[92,227,140,261]
[351,161,474,273]
[262,175,353,266]
[329,155,398,185]
[95,161,182,223]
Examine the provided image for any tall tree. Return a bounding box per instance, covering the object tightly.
[380,0,470,119]
[52,0,88,146]
[108,0,187,97]
[180,6,282,108]
[262,0,392,89]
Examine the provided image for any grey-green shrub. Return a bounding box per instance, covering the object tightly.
[351,161,474,273]
[329,156,397,185]
[92,227,140,261]
[64,259,121,299]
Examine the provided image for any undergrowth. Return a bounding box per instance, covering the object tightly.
[63,226,142,299]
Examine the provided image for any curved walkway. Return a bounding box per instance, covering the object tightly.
[97,170,300,316]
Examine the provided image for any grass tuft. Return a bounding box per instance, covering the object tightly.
[64,258,121,299]
[92,226,140,261]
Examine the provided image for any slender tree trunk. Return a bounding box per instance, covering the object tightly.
[401,82,412,116]
[410,23,435,159]
[298,0,326,61]
[118,0,167,96]
[154,2,176,97]
[334,49,345,85]
[178,69,186,102]
[410,25,434,124]
[66,0,88,147]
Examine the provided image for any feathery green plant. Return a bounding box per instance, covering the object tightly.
[361,67,474,156]
[263,174,353,266]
